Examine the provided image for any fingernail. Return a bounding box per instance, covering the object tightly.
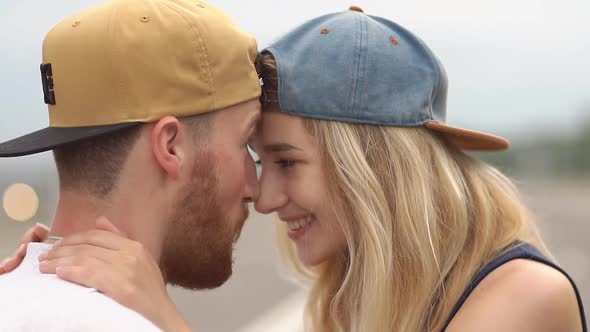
[17,244,25,252]
[38,253,48,261]
[39,261,48,269]
[54,239,63,247]
[56,266,65,275]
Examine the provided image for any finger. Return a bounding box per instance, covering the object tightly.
[1,246,26,273]
[95,216,126,236]
[17,227,39,247]
[55,229,135,252]
[0,259,16,273]
[14,243,26,259]
[32,223,50,242]
[55,265,105,290]
[55,263,126,298]
[0,243,27,274]
[39,255,105,274]
[0,257,13,274]
[41,244,122,265]
[55,264,137,308]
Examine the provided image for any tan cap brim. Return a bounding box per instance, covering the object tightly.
[425,121,509,151]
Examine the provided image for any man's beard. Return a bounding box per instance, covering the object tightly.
[159,155,248,290]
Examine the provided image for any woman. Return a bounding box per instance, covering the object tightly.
[2,7,586,332]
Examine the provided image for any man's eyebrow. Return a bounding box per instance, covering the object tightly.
[263,143,302,152]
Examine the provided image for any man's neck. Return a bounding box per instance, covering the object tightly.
[49,190,166,261]
[49,191,107,238]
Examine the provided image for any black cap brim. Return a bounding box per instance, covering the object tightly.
[0,122,142,157]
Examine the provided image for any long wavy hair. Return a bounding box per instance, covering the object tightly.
[257,52,551,332]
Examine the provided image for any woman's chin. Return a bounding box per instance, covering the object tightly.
[296,248,331,267]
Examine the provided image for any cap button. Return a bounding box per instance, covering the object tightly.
[349,6,364,13]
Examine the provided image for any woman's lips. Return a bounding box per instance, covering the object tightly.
[285,215,314,241]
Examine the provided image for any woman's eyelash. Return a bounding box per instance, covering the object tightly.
[275,159,296,168]
[254,159,297,168]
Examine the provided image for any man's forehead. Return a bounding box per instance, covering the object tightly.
[214,109,260,144]
[244,106,262,128]
[212,99,261,124]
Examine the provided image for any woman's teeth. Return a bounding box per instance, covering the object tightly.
[287,217,311,231]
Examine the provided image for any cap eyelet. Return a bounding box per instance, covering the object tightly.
[72,21,80,27]
[140,16,150,23]
[320,28,330,34]
[389,36,399,45]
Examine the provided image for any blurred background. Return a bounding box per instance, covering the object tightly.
[0,0,588,331]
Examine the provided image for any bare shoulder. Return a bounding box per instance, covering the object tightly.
[446,258,583,332]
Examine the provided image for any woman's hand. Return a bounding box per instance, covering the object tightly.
[0,223,49,274]
[38,217,193,332]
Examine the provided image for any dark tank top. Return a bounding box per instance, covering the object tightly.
[442,242,587,332]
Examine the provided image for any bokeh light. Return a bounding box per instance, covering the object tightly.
[2,183,39,222]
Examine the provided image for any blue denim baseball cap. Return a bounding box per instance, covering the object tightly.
[261,6,509,150]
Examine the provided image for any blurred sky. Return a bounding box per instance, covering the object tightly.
[0,0,589,152]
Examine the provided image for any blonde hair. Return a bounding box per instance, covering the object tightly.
[258,53,551,332]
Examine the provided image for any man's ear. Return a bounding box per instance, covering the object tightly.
[151,116,187,179]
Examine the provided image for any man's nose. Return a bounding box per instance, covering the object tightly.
[243,158,260,203]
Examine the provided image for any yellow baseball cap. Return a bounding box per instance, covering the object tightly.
[0,0,261,157]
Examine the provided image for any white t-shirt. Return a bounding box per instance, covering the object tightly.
[0,243,162,332]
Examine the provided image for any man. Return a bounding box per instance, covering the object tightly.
[0,0,261,331]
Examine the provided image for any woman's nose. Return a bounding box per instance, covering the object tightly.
[254,173,287,214]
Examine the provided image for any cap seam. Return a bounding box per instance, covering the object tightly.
[108,2,127,117]
[349,13,361,120]
[415,37,440,122]
[159,0,215,109]
[371,16,439,123]
[355,13,368,120]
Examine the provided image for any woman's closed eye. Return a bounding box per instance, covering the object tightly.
[254,158,298,169]
[275,158,296,168]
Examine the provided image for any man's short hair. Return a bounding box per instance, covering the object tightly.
[53,125,143,198]
[53,112,214,198]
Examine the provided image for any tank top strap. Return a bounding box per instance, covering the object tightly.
[441,242,587,331]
